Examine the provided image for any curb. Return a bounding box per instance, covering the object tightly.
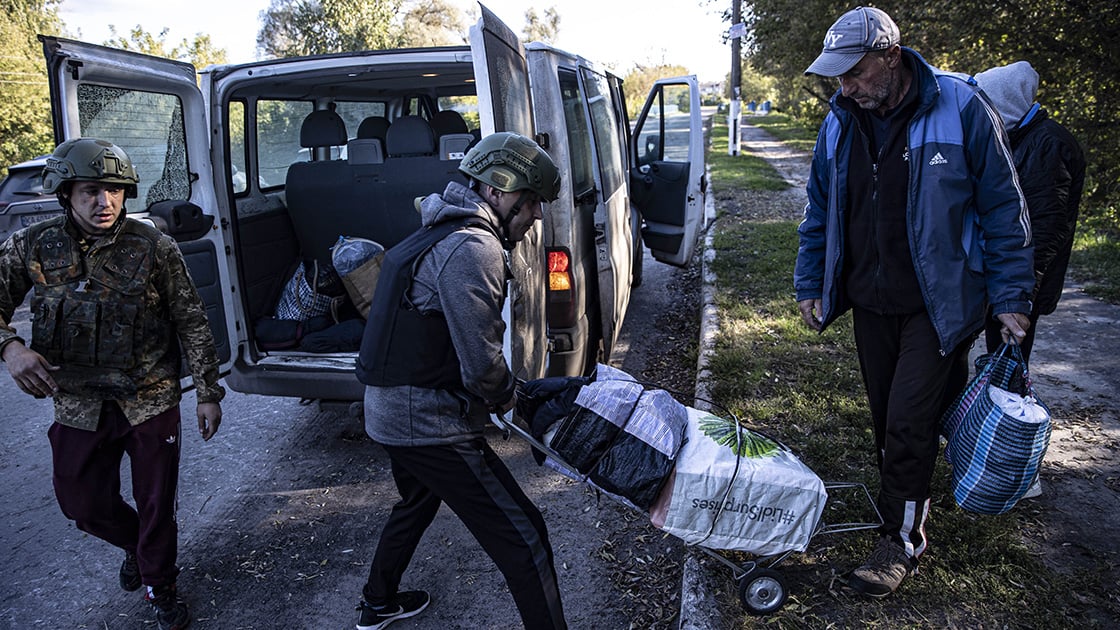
[677,166,724,630]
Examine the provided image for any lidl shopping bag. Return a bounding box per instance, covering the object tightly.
[946,343,1051,515]
[649,408,827,556]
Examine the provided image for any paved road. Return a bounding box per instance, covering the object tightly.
[0,241,697,629]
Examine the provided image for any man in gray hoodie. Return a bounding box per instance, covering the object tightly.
[974,61,1086,361]
[353,132,566,630]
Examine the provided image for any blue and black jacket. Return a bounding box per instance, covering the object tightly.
[794,48,1035,354]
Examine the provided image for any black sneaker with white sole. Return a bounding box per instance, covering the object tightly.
[146,584,191,630]
[356,591,431,630]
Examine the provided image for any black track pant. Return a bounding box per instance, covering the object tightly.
[364,438,566,630]
[852,308,973,559]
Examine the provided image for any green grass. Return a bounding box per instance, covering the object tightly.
[708,123,789,194]
[704,134,1113,627]
[1070,208,1120,304]
[744,112,818,152]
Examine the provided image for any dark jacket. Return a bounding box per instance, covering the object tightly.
[1008,106,1085,314]
[795,48,1035,354]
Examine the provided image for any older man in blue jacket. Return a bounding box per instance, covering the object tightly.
[794,7,1034,598]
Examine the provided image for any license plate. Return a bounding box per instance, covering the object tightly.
[20,212,61,227]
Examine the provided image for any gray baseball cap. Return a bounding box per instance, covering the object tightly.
[804,6,900,77]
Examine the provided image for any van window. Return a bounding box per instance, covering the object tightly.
[634,83,694,166]
[558,70,594,198]
[76,84,189,209]
[229,100,248,194]
[477,28,533,134]
[334,101,388,138]
[581,69,624,199]
[256,99,313,188]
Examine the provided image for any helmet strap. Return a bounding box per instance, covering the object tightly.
[496,190,534,250]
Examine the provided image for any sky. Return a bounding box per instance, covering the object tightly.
[57,0,733,83]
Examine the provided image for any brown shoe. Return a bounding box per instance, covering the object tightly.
[846,536,917,598]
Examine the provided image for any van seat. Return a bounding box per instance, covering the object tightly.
[431,110,469,137]
[299,110,348,151]
[439,134,475,161]
[357,116,391,143]
[385,116,436,157]
[286,110,353,265]
[348,139,384,164]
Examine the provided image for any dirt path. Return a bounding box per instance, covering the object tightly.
[737,116,1120,616]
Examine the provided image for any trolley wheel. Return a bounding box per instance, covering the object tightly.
[738,567,788,615]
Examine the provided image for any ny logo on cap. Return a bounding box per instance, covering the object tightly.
[824,30,845,49]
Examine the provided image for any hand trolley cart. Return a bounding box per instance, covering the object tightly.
[499,365,881,615]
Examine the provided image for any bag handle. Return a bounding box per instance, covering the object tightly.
[1003,341,1036,396]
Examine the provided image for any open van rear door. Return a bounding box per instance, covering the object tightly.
[40,36,234,378]
[469,5,548,383]
[629,76,706,266]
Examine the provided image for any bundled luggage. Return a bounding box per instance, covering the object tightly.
[517,364,828,556]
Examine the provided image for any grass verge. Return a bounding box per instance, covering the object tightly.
[704,118,1113,627]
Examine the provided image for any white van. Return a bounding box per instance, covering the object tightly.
[38,6,705,406]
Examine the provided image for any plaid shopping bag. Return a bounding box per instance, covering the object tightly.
[945,343,1051,515]
[940,342,1025,456]
[275,259,343,321]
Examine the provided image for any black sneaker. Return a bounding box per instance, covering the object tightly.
[119,552,141,592]
[146,584,191,630]
[356,591,430,630]
[845,536,918,598]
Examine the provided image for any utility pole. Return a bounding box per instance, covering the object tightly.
[728,0,742,156]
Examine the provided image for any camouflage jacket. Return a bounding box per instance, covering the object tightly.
[0,215,225,430]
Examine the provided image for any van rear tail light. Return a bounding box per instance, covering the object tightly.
[548,250,572,292]
[546,248,575,327]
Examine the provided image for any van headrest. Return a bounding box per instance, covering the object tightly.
[300,110,348,148]
[430,110,469,137]
[357,116,391,141]
[385,116,436,157]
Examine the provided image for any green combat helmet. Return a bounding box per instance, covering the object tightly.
[459,132,561,202]
[42,138,139,199]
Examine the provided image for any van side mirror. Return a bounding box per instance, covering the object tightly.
[147,200,214,242]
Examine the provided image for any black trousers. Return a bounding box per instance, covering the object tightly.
[364,438,566,630]
[852,308,973,559]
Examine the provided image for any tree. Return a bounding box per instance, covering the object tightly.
[399,0,467,47]
[622,64,690,118]
[257,0,405,57]
[741,0,1120,209]
[105,25,229,69]
[522,7,560,44]
[0,0,64,174]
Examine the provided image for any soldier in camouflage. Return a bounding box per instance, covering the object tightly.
[0,138,224,630]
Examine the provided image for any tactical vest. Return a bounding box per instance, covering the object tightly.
[356,217,497,390]
[25,217,168,396]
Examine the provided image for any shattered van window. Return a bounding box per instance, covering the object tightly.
[77,84,189,209]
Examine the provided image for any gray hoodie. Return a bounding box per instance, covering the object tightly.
[974,61,1039,130]
[364,181,514,446]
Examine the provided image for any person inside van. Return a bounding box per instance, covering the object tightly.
[353,132,567,630]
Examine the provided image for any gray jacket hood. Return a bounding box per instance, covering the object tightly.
[419,181,502,230]
[974,61,1039,130]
